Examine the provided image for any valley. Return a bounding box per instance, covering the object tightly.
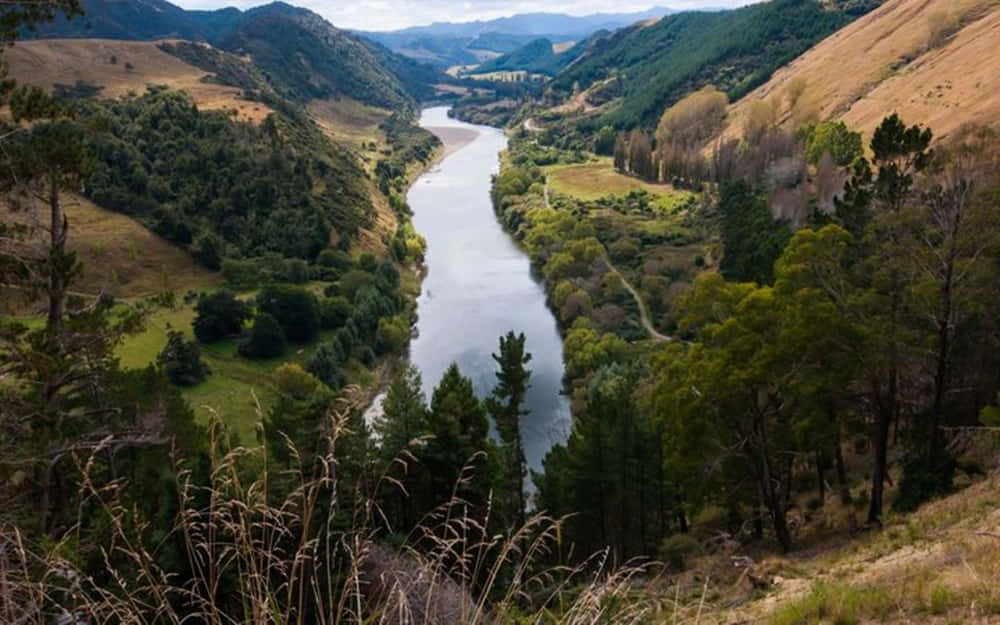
[3,0,1000,623]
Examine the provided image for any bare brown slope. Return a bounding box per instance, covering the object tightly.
[722,0,1000,142]
[4,39,273,123]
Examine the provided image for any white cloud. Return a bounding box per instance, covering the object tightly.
[168,0,750,31]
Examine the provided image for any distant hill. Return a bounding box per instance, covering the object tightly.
[357,7,674,67]
[25,0,444,109]
[719,0,1000,143]
[473,37,586,77]
[550,0,883,129]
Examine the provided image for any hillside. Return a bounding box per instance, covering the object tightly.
[4,38,275,122]
[473,36,585,76]
[549,0,883,129]
[25,0,444,110]
[721,0,1000,142]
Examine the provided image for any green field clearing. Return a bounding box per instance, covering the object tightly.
[545,160,695,210]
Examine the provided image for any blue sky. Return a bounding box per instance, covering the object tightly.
[169,0,751,31]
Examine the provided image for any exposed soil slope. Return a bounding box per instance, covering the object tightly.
[723,0,1000,142]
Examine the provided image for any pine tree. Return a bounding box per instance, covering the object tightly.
[424,364,494,513]
[486,331,532,529]
[375,364,430,529]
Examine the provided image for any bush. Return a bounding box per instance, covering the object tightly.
[659,534,701,571]
[239,313,287,359]
[376,315,410,355]
[256,285,320,344]
[319,296,352,330]
[193,291,251,343]
[158,330,209,386]
[893,453,957,513]
[316,248,353,271]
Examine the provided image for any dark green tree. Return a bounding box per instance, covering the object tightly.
[424,364,494,513]
[593,125,617,156]
[256,284,320,344]
[374,364,431,530]
[193,290,251,343]
[718,181,792,285]
[157,330,210,386]
[486,331,532,529]
[239,312,287,359]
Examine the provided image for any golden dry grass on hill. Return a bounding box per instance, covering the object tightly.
[6,194,218,304]
[4,39,273,123]
[722,0,1000,143]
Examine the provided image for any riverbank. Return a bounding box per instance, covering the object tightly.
[425,125,479,160]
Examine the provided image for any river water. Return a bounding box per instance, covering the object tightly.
[385,106,571,474]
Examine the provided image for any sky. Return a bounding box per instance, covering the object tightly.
[169,0,750,31]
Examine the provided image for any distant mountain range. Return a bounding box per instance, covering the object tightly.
[356,7,676,67]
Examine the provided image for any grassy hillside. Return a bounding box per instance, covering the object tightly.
[721,0,1000,143]
[551,0,882,129]
[4,38,275,123]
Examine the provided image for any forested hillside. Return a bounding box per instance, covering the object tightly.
[25,0,444,110]
[550,0,883,128]
[473,36,585,76]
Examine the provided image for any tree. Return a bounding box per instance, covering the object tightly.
[801,121,862,167]
[718,181,792,285]
[655,86,727,183]
[158,330,209,386]
[905,127,1000,469]
[0,94,90,335]
[256,284,320,344]
[424,364,494,513]
[193,290,251,343]
[306,341,346,390]
[627,129,655,181]
[239,313,287,359]
[0,0,81,49]
[486,331,532,529]
[193,231,223,270]
[374,364,431,530]
[593,125,617,156]
[841,114,932,525]
[613,133,628,172]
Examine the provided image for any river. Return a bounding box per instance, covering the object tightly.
[370,106,572,476]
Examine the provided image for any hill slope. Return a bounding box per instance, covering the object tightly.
[550,0,882,129]
[473,36,586,76]
[721,0,1000,142]
[4,38,274,123]
[25,0,443,110]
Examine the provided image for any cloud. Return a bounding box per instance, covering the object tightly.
[169,0,750,31]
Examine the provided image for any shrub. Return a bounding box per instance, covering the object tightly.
[319,296,352,330]
[376,314,410,355]
[193,290,251,343]
[256,285,320,344]
[893,453,956,513]
[239,313,287,359]
[272,363,323,400]
[317,248,353,271]
[158,330,209,386]
[659,534,701,571]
